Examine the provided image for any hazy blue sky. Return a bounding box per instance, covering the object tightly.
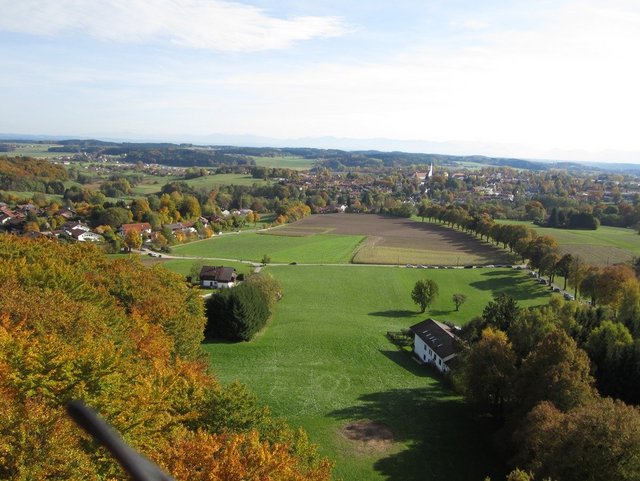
[1,0,639,160]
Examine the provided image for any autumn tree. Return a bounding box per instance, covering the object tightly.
[130,198,151,221]
[244,272,283,309]
[507,306,561,359]
[567,255,587,300]
[456,328,517,419]
[514,398,640,481]
[597,264,635,310]
[618,279,640,337]
[124,229,143,251]
[554,253,573,290]
[515,329,595,415]
[452,293,468,311]
[411,279,439,313]
[483,294,520,332]
[525,236,558,273]
[579,266,602,306]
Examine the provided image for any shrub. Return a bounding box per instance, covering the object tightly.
[206,283,270,341]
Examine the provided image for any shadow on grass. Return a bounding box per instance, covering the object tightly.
[428,309,455,317]
[477,269,522,277]
[369,309,420,318]
[379,349,431,378]
[201,338,241,346]
[329,382,506,481]
[470,271,549,301]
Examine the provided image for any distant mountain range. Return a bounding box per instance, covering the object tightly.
[2,132,640,173]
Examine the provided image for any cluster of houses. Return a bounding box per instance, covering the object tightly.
[0,202,75,227]
[0,199,259,247]
[0,203,102,241]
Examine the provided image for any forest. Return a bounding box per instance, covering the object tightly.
[0,236,331,480]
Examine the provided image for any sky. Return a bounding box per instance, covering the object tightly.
[1,0,639,162]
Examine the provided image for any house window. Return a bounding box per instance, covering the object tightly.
[423,354,426,361]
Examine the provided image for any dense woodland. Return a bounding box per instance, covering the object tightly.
[0,156,68,193]
[0,236,331,480]
[456,295,640,481]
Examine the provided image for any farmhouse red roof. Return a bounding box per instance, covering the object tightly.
[121,223,151,234]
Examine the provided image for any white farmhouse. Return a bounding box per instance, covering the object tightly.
[409,318,459,373]
[199,266,237,289]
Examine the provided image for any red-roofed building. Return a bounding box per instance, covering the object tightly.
[119,222,152,236]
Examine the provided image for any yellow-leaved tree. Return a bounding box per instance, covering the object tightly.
[0,235,332,481]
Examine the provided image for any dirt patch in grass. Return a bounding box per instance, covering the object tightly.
[340,420,395,452]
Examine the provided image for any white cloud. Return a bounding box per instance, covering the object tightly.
[0,0,346,52]
[214,0,640,152]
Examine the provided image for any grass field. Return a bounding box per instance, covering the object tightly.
[203,265,550,481]
[0,190,64,202]
[171,232,365,264]
[0,143,66,158]
[250,155,316,170]
[129,173,273,196]
[185,173,273,188]
[497,219,640,265]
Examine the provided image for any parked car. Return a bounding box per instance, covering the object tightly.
[564,293,575,301]
[538,278,547,284]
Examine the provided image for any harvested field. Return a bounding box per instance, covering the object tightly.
[272,214,515,265]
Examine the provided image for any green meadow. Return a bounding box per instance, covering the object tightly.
[497,219,640,265]
[130,173,273,196]
[0,143,65,158]
[171,232,366,264]
[250,155,316,170]
[203,265,551,481]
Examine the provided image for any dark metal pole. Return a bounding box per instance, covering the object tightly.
[67,400,175,481]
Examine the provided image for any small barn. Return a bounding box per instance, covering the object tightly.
[409,318,459,373]
[199,266,237,289]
